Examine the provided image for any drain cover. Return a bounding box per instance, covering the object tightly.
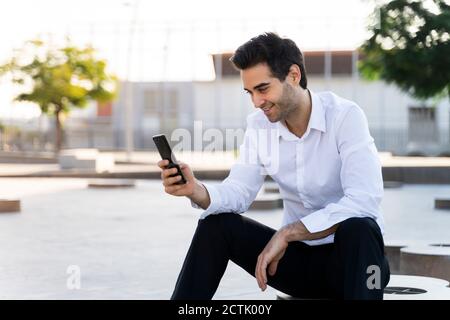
[384,287,427,295]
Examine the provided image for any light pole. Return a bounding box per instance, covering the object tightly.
[123,0,140,161]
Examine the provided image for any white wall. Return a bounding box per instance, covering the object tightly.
[193,79,253,129]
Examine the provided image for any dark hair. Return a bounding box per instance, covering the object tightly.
[230,32,307,89]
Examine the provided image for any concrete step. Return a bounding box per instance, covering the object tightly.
[264,182,280,194]
[87,179,136,189]
[435,198,450,209]
[385,241,409,274]
[0,199,21,213]
[249,193,283,210]
[400,245,450,282]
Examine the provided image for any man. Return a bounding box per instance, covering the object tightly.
[158,32,390,300]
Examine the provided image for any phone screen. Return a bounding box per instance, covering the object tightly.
[152,134,186,184]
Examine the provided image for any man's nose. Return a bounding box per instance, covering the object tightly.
[253,96,266,108]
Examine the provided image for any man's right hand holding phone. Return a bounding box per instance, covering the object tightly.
[157,159,211,209]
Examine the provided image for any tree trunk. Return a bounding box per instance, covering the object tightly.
[55,109,63,154]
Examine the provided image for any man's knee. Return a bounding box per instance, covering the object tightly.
[333,217,390,297]
[197,213,242,236]
[335,217,382,243]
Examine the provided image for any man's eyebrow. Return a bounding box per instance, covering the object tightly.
[244,82,270,92]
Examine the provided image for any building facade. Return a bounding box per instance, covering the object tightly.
[61,51,450,156]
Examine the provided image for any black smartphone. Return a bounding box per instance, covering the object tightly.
[152,134,187,185]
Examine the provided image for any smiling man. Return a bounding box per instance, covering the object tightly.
[158,32,390,300]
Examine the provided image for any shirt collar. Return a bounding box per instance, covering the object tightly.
[276,90,326,141]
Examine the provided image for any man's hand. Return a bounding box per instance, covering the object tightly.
[255,231,289,291]
[255,221,339,291]
[157,159,211,209]
[157,159,196,197]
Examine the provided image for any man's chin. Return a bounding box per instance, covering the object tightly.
[265,114,280,123]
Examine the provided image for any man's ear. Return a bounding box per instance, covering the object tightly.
[287,64,301,85]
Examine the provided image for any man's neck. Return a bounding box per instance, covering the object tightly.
[284,89,312,138]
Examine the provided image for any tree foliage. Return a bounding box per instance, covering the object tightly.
[0,39,118,152]
[359,0,450,101]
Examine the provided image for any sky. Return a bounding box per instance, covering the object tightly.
[0,0,377,119]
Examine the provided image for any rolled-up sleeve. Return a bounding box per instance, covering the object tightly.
[300,105,384,233]
[191,115,267,219]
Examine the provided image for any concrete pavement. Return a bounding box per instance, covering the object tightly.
[0,178,450,299]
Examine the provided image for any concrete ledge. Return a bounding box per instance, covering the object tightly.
[434,199,450,209]
[0,199,21,213]
[87,179,136,189]
[383,181,403,188]
[0,151,56,164]
[59,148,98,169]
[249,193,283,210]
[6,162,450,183]
[58,149,115,173]
[382,166,450,184]
[385,241,409,274]
[264,182,280,194]
[400,245,450,282]
[5,150,450,183]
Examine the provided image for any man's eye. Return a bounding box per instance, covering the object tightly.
[259,87,268,93]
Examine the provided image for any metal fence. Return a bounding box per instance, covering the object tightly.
[2,119,449,156]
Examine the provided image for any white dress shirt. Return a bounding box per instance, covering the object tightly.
[192,90,384,246]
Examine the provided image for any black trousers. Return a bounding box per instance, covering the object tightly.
[171,213,390,300]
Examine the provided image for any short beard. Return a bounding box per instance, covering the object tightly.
[276,82,299,122]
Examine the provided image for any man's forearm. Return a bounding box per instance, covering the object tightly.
[280,221,339,242]
[188,180,211,210]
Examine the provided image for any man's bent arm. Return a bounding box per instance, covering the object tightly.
[280,221,339,242]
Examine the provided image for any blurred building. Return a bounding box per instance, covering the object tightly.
[11,51,450,156]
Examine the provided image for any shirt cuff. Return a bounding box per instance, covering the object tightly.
[189,182,222,219]
[300,208,350,234]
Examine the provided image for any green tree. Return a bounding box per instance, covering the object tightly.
[359,0,450,101]
[0,39,118,153]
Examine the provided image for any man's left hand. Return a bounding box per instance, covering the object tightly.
[255,231,289,291]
